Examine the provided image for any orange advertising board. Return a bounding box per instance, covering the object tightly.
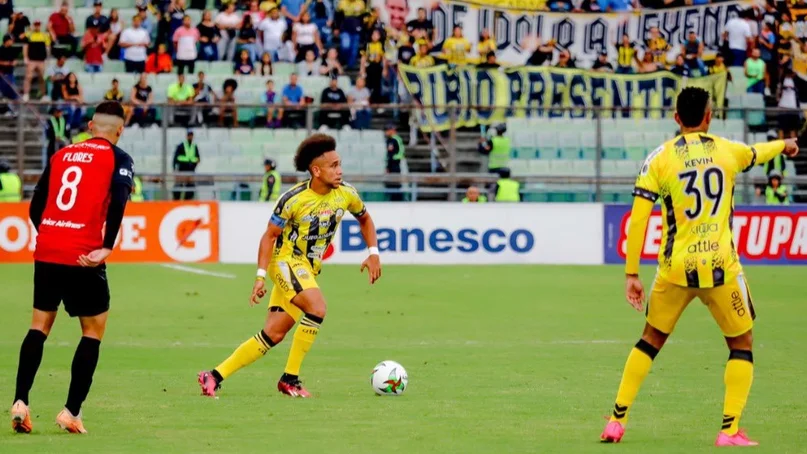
[0,202,219,263]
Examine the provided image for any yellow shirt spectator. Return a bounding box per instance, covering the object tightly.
[410,54,435,68]
[442,37,470,65]
[339,0,365,17]
[365,41,384,64]
[477,38,496,59]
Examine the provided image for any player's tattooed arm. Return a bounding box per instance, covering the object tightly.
[357,211,381,285]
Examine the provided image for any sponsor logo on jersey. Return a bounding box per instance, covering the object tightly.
[730,291,746,316]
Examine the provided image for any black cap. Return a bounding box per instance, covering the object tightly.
[0,159,10,173]
[264,158,276,168]
[600,50,608,56]
[94,0,103,5]
[384,122,396,131]
[2,34,11,42]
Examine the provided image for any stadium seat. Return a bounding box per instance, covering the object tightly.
[580,131,597,160]
[512,131,536,159]
[509,159,531,176]
[623,132,646,161]
[557,132,581,159]
[549,159,574,175]
[743,94,765,126]
[530,159,551,176]
[535,131,558,158]
[572,159,595,176]
[602,131,625,160]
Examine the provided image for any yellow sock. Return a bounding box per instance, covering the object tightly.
[284,313,323,376]
[609,340,658,425]
[214,331,274,380]
[721,350,754,435]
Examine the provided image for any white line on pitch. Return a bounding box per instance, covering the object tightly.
[160,264,237,279]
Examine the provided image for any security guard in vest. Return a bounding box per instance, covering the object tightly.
[764,170,789,205]
[495,168,521,202]
[130,175,145,202]
[46,107,70,160]
[0,159,22,202]
[259,158,281,202]
[461,185,487,203]
[385,123,406,201]
[172,129,201,200]
[480,123,510,174]
[71,123,92,144]
[763,130,788,177]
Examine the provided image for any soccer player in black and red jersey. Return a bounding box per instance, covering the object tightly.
[10,101,134,434]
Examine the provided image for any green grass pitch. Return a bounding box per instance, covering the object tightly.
[1,264,805,453]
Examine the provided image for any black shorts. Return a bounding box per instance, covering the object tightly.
[33,261,110,317]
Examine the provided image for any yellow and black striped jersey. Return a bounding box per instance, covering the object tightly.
[270,180,366,275]
[634,133,765,288]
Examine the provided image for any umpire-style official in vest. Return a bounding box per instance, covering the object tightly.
[0,159,22,202]
[495,168,521,202]
[172,129,200,200]
[259,158,281,202]
[46,107,70,161]
[479,123,510,175]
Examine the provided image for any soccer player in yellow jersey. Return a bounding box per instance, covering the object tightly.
[198,134,382,398]
[599,87,799,446]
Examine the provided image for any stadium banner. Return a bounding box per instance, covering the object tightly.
[400,65,727,131]
[219,202,603,265]
[603,204,807,265]
[0,202,219,263]
[376,0,752,65]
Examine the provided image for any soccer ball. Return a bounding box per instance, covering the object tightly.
[370,361,408,396]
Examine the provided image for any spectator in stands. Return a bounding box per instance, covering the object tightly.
[136,4,154,40]
[638,51,660,73]
[168,0,187,42]
[462,186,487,203]
[681,30,705,76]
[246,0,265,25]
[45,54,69,101]
[442,25,470,65]
[281,0,306,24]
[146,43,174,73]
[763,170,789,205]
[385,122,405,201]
[9,11,30,43]
[477,30,495,61]
[107,8,123,41]
[278,29,296,62]
[319,76,347,128]
[46,107,70,160]
[234,49,255,74]
[338,0,366,69]
[216,3,241,61]
[120,14,151,73]
[237,14,260,63]
[409,42,434,68]
[0,35,19,113]
[779,12,795,64]
[362,29,384,102]
[172,128,200,201]
[710,54,732,82]
[745,48,767,94]
[670,54,689,77]
[555,49,576,68]
[173,15,200,74]
[128,72,155,126]
[320,47,344,77]
[480,123,509,174]
[592,51,613,72]
[310,0,333,44]
[104,77,123,101]
[262,79,280,127]
[197,10,220,61]
[644,26,669,67]
[48,2,76,57]
[725,10,752,66]
[615,34,635,73]
[478,52,499,69]
[61,72,84,129]
[219,78,238,127]
[167,73,195,125]
[384,0,408,33]
[86,0,109,32]
[81,23,108,73]
[293,11,322,62]
[258,52,273,75]
[192,71,216,125]
[281,73,305,127]
[494,168,521,202]
[598,0,635,12]
[526,36,554,66]
[259,158,280,202]
[395,34,414,66]
[347,76,371,129]
[778,67,801,139]
[0,0,12,22]
[258,6,286,61]
[758,22,777,90]
[298,49,319,76]
[406,7,433,44]
[22,20,49,101]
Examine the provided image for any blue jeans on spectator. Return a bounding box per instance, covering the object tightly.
[747,80,765,94]
[340,31,360,69]
[0,73,17,100]
[85,64,102,73]
[199,42,219,61]
[685,57,706,77]
[730,49,747,67]
[615,66,633,74]
[352,108,371,129]
[313,18,330,44]
[62,104,83,129]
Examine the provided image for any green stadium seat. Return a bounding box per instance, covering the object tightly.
[535,131,558,159]
[529,159,551,176]
[743,94,765,126]
[549,159,573,175]
[580,131,596,160]
[509,159,530,177]
[512,131,535,158]
[557,132,581,159]
[623,132,645,160]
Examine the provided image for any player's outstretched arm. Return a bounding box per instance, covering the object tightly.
[624,197,654,312]
[356,212,381,285]
[251,223,283,306]
[29,164,52,231]
[747,139,799,169]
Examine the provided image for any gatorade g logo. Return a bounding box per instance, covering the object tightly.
[158,205,214,262]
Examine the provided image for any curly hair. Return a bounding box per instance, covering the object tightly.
[294,133,337,172]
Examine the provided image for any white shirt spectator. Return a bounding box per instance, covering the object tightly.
[725,17,752,51]
[215,10,242,36]
[347,86,370,106]
[173,27,200,61]
[294,22,317,46]
[120,27,150,61]
[258,17,286,51]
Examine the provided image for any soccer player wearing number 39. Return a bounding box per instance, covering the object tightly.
[198,134,381,398]
[600,87,799,446]
[11,101,134,434]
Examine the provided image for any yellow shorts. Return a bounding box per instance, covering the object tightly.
[268,258,318,322]
[647,274,756,338]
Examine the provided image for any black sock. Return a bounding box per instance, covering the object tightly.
[65,337,101,416]
[281,372,299,382]
[211,369,224,384]
[14,329,48,405]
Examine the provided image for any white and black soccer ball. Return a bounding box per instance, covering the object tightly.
[370,361,408,396]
